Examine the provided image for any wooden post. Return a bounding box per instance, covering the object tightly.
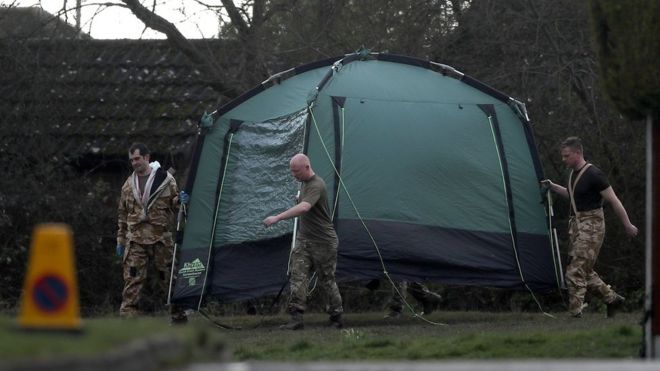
[646,113,660,357]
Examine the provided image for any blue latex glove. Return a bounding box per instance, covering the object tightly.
[179,191,190,205]
[116,244,125,257]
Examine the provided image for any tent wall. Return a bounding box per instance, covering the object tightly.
[172,53,558,306]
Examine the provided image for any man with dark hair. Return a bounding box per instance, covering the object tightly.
[263,153,344,330]
[117,143,186,323]
[543,136,638,318]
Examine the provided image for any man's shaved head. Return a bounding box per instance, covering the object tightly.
[289,153,313,181]
[290,153,310,167]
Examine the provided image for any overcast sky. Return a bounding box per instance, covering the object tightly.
[4,0,222,39]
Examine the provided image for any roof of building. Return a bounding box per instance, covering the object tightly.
[0,37,224,158]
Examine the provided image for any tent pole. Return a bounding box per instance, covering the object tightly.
[485,112,553,318]
[546,190,565,290]
[645,113,659,357]
[167,203,185,305]
[287,191,301,276]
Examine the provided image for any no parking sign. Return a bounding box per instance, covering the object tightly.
[32,274,70,313]
[18,224,81,331]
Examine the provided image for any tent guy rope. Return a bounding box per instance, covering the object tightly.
[308,103,448,326]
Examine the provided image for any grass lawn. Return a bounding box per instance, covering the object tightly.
[221,310,643,360]
[0,310,643,362]
[0,315,223,363]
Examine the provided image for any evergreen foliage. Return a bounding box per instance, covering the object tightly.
[590,0,660,120]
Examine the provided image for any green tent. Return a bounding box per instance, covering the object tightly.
[171,52,561,308]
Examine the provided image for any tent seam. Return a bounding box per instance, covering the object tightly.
[197,132,234,311]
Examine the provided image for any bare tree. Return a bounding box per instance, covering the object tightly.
[120,0,238,96]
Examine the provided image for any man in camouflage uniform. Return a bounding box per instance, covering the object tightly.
[263,153,343,330]
[116,143,186,323]
[543,137,638,318]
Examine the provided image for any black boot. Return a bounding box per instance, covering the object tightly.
[169,305,188,325]
[280,310,304,330]
[327,313,344,329]
[384,308,402,319]
[606,294,625,318]
[421,292,442,315]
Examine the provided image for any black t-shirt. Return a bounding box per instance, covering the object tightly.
[568,164,610,212]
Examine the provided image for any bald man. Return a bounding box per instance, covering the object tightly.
[263,154,344,330]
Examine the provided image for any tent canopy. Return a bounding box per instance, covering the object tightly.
[171,52,560,308]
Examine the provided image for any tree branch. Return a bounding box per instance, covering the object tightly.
[220,0,250,36]
[262,0,299,24]
[252,0,265,27]
[120,0,234,97]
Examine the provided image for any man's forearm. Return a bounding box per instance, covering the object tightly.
[550,183,569,199]
[275,202,310,221]
[610,198,633,226]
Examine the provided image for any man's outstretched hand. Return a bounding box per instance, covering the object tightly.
[263,216,279,227]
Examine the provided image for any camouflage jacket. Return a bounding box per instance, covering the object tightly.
[117,167,179,247]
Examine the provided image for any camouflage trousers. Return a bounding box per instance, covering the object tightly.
[288,238,343,316]
[120,241,183,318]
[388,281,435,312]
[565,208,618,316]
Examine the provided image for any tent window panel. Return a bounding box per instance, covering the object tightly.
[213,109,308,246]
[334,98,511,234]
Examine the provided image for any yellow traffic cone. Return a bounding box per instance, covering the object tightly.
[18,223,82,331]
